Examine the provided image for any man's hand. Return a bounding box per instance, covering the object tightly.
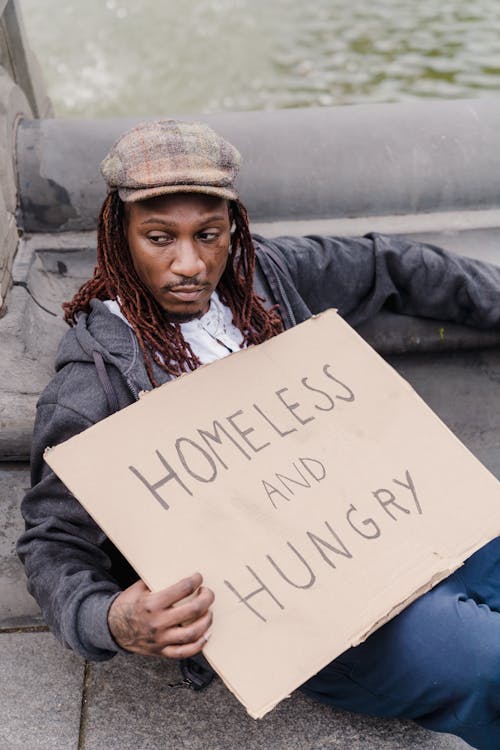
[107,572,214,659]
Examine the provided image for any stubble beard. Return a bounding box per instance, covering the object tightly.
[161,307,206,324]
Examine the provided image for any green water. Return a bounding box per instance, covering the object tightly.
[20,0,500,117]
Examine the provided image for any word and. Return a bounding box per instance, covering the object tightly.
[261,456,327,508]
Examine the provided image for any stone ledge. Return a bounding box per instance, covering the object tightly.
[0,65,31,214]
[16,100,500,232]
[0,284,64,460]
[0,208,18,306]
[0,60,33,312]
[0,462,42,627]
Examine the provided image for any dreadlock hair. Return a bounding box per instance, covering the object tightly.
[63,191,283,386]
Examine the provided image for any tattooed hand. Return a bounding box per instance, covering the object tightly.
[107,573,214,658]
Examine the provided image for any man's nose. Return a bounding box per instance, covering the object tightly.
[170,239,205,278]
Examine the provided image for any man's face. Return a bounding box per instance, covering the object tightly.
[126,192,232,321]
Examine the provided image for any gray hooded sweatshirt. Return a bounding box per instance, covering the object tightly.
[17,233,500,660]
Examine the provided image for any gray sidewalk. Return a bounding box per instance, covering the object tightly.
[1,463,469,749]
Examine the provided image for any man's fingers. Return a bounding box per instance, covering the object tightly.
[107,574,214,658]
[145,587,214,632]
[160,610,213,648]
[161,586,215,627]
[160,631,210,660]
[149,572,203,610]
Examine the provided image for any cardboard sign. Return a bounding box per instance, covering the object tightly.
[45,310,500,718]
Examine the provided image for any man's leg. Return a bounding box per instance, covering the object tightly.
[302,539,500,750]
[455,537,500,611]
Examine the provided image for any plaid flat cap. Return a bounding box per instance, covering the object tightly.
[100,119,241,203]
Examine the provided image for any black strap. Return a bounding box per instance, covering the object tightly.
[179,655,215,691]
[93,351,120,415]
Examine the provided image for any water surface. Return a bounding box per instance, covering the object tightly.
[20,0,500,116]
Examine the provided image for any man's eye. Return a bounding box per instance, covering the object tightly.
[148,234,170,244]
[198,231,219,242]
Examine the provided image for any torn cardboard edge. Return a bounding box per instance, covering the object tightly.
[207,549,495,719]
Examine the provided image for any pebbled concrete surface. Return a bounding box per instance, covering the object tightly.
[0,631,84,750]
[82,654,469,750]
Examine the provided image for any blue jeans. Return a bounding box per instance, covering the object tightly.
[302,538,500,750]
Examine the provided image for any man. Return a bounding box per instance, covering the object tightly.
[18,119,500,749]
